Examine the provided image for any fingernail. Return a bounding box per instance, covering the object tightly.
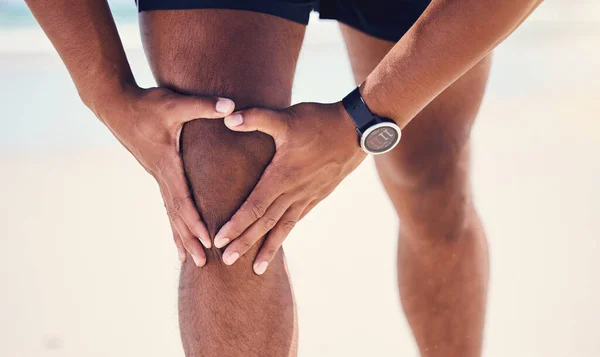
[191,253,205,267]
[254,261,268,275]
[200,237,212,249]
[214,237,230,249]
[224,113,243,127]
[178,249,186,263]
[216,98,234,114]
[223,251,240,265]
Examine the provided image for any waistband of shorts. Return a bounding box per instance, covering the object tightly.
[137,0,315,25]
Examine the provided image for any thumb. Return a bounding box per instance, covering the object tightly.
[172,95,236,123]
[223,108,288,140]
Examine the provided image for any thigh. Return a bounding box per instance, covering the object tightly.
[340,23,491,194]
[140,9,306,234]
[140,9,305,111]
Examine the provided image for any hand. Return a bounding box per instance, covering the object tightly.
[94,85,236,267]
[213,102,367,274]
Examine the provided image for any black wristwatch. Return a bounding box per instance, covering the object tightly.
[342,87,401,155]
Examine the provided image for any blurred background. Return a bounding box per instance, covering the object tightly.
[0,0,599,356]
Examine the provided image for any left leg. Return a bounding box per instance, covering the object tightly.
[341,24,491,357]
[140,9,306,357]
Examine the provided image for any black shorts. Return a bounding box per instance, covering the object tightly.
[137,0,431,42]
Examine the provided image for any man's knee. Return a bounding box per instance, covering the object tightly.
[378,130,471,192]
[181,118,275,236]
[377,135,475,241]
[178,119,295,356]
[180,115,284,267]
[379,55,490,191]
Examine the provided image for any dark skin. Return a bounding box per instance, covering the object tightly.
[25,0,220,266]
[145,10,306,357]
[25,2,302,355]
[342,23,492,356]
[214,0,544,275]
[25,0,543,356]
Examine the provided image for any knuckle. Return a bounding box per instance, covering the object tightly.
[298,198,312,207]
[239,238,253,251]
[171,199,182,212]
[180,239,194,250]
[263,217,278,230]
[264,248,279,257]
[178,229,195,243]
[281,220,297,233]
[227,224,245,238]
[171,196,190,212]
[166,209,178,222]
[246,200,267,220]
[162,98,179,113]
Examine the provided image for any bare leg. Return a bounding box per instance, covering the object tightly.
[140,10,306,357]
[341,24,491,357]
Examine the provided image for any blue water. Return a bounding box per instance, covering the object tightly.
[0,3,138,29]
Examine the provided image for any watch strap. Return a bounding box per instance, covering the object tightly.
[342,87,375,131]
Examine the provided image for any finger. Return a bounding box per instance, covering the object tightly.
[161,182,206,267]
[159,185,186,263]
[223,107,288,141]
[252,204,305,275]
[214,170,283,248]
[170,219,187,263]
[159,157,212,249]
[299,200,318,220]
[219,196,292,264]
[171,211,207,267]
[172,95,235,123]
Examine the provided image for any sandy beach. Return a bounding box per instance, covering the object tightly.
[1,3,599,356]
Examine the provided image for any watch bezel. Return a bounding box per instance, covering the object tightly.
[359,121,402,155]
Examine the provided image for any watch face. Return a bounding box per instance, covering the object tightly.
[362,123,401,154]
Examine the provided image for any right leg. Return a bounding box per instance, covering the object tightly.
[140,9,306,357]
[341,23,490,357]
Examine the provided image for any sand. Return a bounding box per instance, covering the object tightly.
[1,6,599,357]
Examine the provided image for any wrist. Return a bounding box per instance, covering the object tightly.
[332,101,367,158]
[79,73,139,120]
[359,79,408,129]
[340,87,402,155]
